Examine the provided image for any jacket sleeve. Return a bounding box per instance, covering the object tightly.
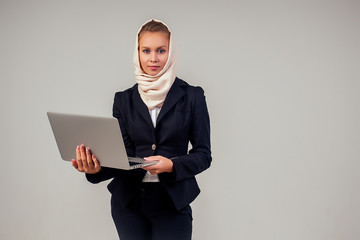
[112,92,136,158]
[85,92,140,184]
[165,87,212,183]
[85,167,125,184]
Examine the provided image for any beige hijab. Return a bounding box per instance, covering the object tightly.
[134,19,177,110]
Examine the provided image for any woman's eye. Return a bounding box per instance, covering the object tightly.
[158,49,166,53]
[143,49,150,53]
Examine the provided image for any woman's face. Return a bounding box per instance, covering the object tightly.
[138,31,169,76]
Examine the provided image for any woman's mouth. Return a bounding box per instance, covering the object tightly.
[149,66,159,71]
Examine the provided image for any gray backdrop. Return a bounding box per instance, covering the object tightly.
[1,0,359,239]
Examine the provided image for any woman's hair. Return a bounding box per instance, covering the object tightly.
[138,20,170,40]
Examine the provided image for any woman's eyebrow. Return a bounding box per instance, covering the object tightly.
[141,46,168,49]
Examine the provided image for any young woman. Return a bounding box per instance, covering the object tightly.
[72,19,211,240]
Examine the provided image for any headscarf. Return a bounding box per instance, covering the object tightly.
[134,19,177,110]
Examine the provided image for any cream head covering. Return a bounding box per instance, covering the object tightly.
[134,19,177,110]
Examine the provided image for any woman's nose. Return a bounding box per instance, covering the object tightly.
[150,52,158,62]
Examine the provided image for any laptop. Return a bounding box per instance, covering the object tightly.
[47,112,158,170]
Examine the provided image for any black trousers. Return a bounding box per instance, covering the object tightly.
[111,182,192,240]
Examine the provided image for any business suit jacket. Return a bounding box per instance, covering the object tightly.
[86,77,211,210]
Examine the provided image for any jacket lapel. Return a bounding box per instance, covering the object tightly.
[132,85,154,128]
[157,78,185,124]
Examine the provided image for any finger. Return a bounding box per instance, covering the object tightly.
[147,166,159,173]
[76,145,81,160]
[143,165,156,171]
[86,148,94,167]
[144,156,161,161]
[80,145,88,169]
[150,170,159,175]
[72,159,78,169]
[80,144,86,161]
[74,146,83,171]
[92,155,101,172]
[77,158,84,171]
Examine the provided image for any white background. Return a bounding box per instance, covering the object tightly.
[1,0,359,239]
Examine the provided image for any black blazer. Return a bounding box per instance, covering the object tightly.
[86,78,211,210]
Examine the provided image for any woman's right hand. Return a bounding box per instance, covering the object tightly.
[72,144,101,174]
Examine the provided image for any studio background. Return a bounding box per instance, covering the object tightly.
[1,0,359,239]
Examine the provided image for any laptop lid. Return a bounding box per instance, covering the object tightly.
[47,112,156,170]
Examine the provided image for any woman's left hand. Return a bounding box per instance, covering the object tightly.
[142,155,173,175]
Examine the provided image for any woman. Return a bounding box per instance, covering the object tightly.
[72,19,211,240]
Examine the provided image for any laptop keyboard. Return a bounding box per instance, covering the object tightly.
[129,161,141,166]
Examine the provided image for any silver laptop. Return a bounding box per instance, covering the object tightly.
[47,112,158,170]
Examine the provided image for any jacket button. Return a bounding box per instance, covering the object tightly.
[152,144,156,150]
